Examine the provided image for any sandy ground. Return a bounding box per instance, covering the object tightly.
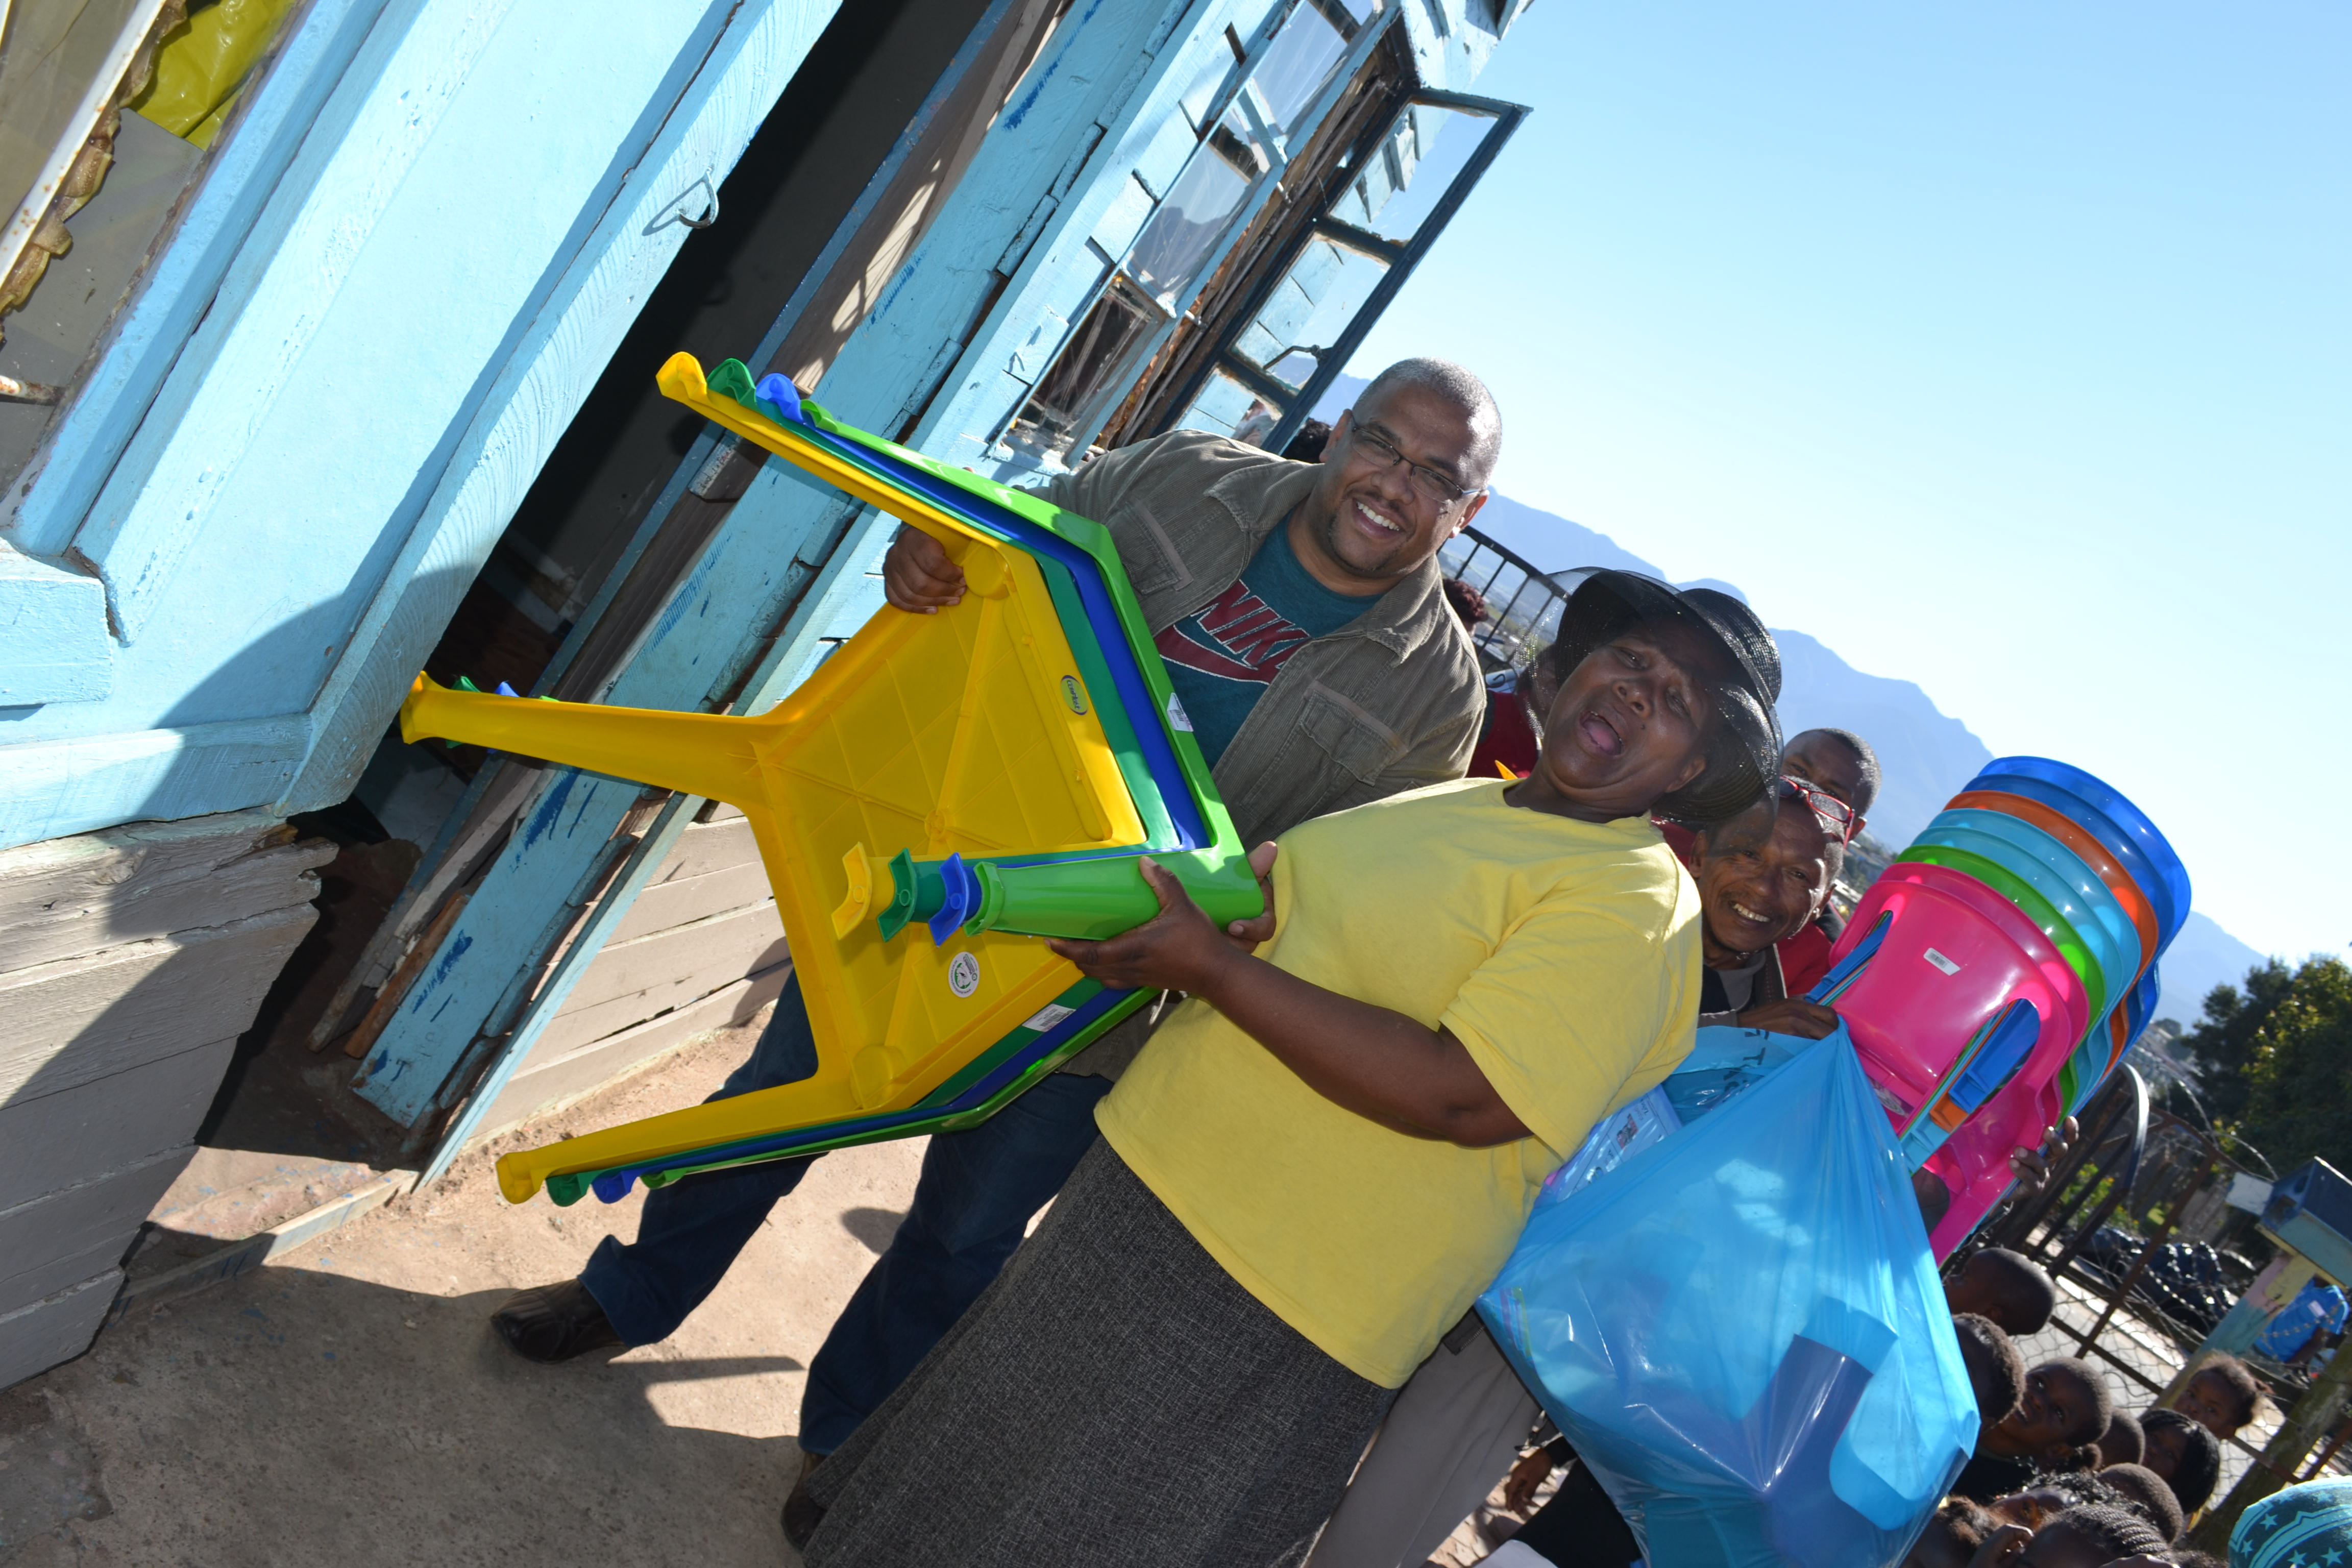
[0,1016,924,1567]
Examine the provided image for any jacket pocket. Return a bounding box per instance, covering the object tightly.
[1296,680,1405,785]
[1117,499,1189,597]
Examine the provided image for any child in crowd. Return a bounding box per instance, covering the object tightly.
[2140,1408,2225,1515]
[2100,1463,2187,1542]
[794,571,1784,1568]
[1948,1247,2060,1337]
[2175,1356,2265,1441]
[1904,1495,2000,1568]
[2008,1504,2171,1567]
[1956,1312,2029,1423]
[1955,1358,2115,1502]
[2101,1409,2148,1468]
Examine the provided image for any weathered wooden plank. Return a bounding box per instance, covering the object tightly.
[0,1037,234,1208]
[478,962,789,1138]
[609,859,773,946]
[0,904,318,1104]
[646,814,761,888]
[0,1146,188,1317]
[0,811,330,971]
[0,1270,120,1390]
[546,900,787,1036]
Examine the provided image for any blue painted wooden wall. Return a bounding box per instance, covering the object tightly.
[0,0,846,846]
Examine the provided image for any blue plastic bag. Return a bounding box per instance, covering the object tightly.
[1480,1027,1975,1568]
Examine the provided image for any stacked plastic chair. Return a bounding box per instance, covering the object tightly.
[398,352,1261,1209]
[1817,757,2188,1255]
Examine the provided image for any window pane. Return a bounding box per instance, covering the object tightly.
[1229,237,1391,390]
[1177,369,1270,444]
[1333,103,1497,241]
[1246,8,1348,140]
[1129,134,1259,307]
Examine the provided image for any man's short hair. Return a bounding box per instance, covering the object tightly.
[1353,358,1502,485]
[1790,726,1883,813]
[1968,1247,2057,1335]
[2099,1462,2186,1541]
[1952,1312,2026,1423]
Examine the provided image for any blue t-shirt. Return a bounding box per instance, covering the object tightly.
[1153,520,1376,765]
[2258,1279,2349,1359]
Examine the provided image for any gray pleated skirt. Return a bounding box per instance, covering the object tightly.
[802,1139,1396,1567]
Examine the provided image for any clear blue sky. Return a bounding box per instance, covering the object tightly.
[1348,3,2349,961]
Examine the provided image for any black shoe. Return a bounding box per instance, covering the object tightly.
[490,1279,625,1363]
[782,1452,827,1550]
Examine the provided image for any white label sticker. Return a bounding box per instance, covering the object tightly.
[1021,1002,1076,1033]
[1922,947,1962,976]
[1166,693,1193,732]
[948,951,981,997]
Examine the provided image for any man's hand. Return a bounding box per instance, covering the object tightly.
[1500,1449,1556,1513]
[883,526,966,613]
[1048,857,1244,997]
[1222,843,1279,954]
[2008,1116,2079,1194]
[1735,997,1840,1039]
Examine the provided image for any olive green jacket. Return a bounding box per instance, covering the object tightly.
[1037,429,1485,1075]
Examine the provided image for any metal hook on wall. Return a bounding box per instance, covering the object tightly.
[645,176,720,235]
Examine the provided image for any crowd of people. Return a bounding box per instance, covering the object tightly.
[477,358,2314,1567]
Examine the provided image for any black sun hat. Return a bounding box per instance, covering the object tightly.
[1545,570,1784,824]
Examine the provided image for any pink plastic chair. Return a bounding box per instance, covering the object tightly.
[1829,876,2078,1128]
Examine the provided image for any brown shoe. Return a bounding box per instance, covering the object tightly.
[490,1279,625,1363]
[782,1450,827,1550]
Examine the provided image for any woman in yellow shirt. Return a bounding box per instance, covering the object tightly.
[799,571,1784,1568]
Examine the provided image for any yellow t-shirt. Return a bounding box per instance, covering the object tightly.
[1096,776,1701,1387]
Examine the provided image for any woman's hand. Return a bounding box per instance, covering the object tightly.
[1500,1449,1556,1513]
[1048,857,1250,997]
[1222,843,1279,953]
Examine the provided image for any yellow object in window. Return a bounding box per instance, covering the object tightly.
[130,0,302,144]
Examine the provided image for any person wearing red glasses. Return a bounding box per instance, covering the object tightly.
[1774,727,1878,990]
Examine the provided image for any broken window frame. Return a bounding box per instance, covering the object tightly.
[993,0,1392,467]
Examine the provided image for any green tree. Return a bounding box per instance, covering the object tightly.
[2178,957,2352,1174]
[2239,959,2352,1175]
[2178,960,2296,1126]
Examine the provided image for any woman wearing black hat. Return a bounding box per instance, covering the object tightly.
[795,572,1783,1568]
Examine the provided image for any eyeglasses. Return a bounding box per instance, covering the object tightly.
[1348,424,1478,505]
[1776,774,1865,846]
